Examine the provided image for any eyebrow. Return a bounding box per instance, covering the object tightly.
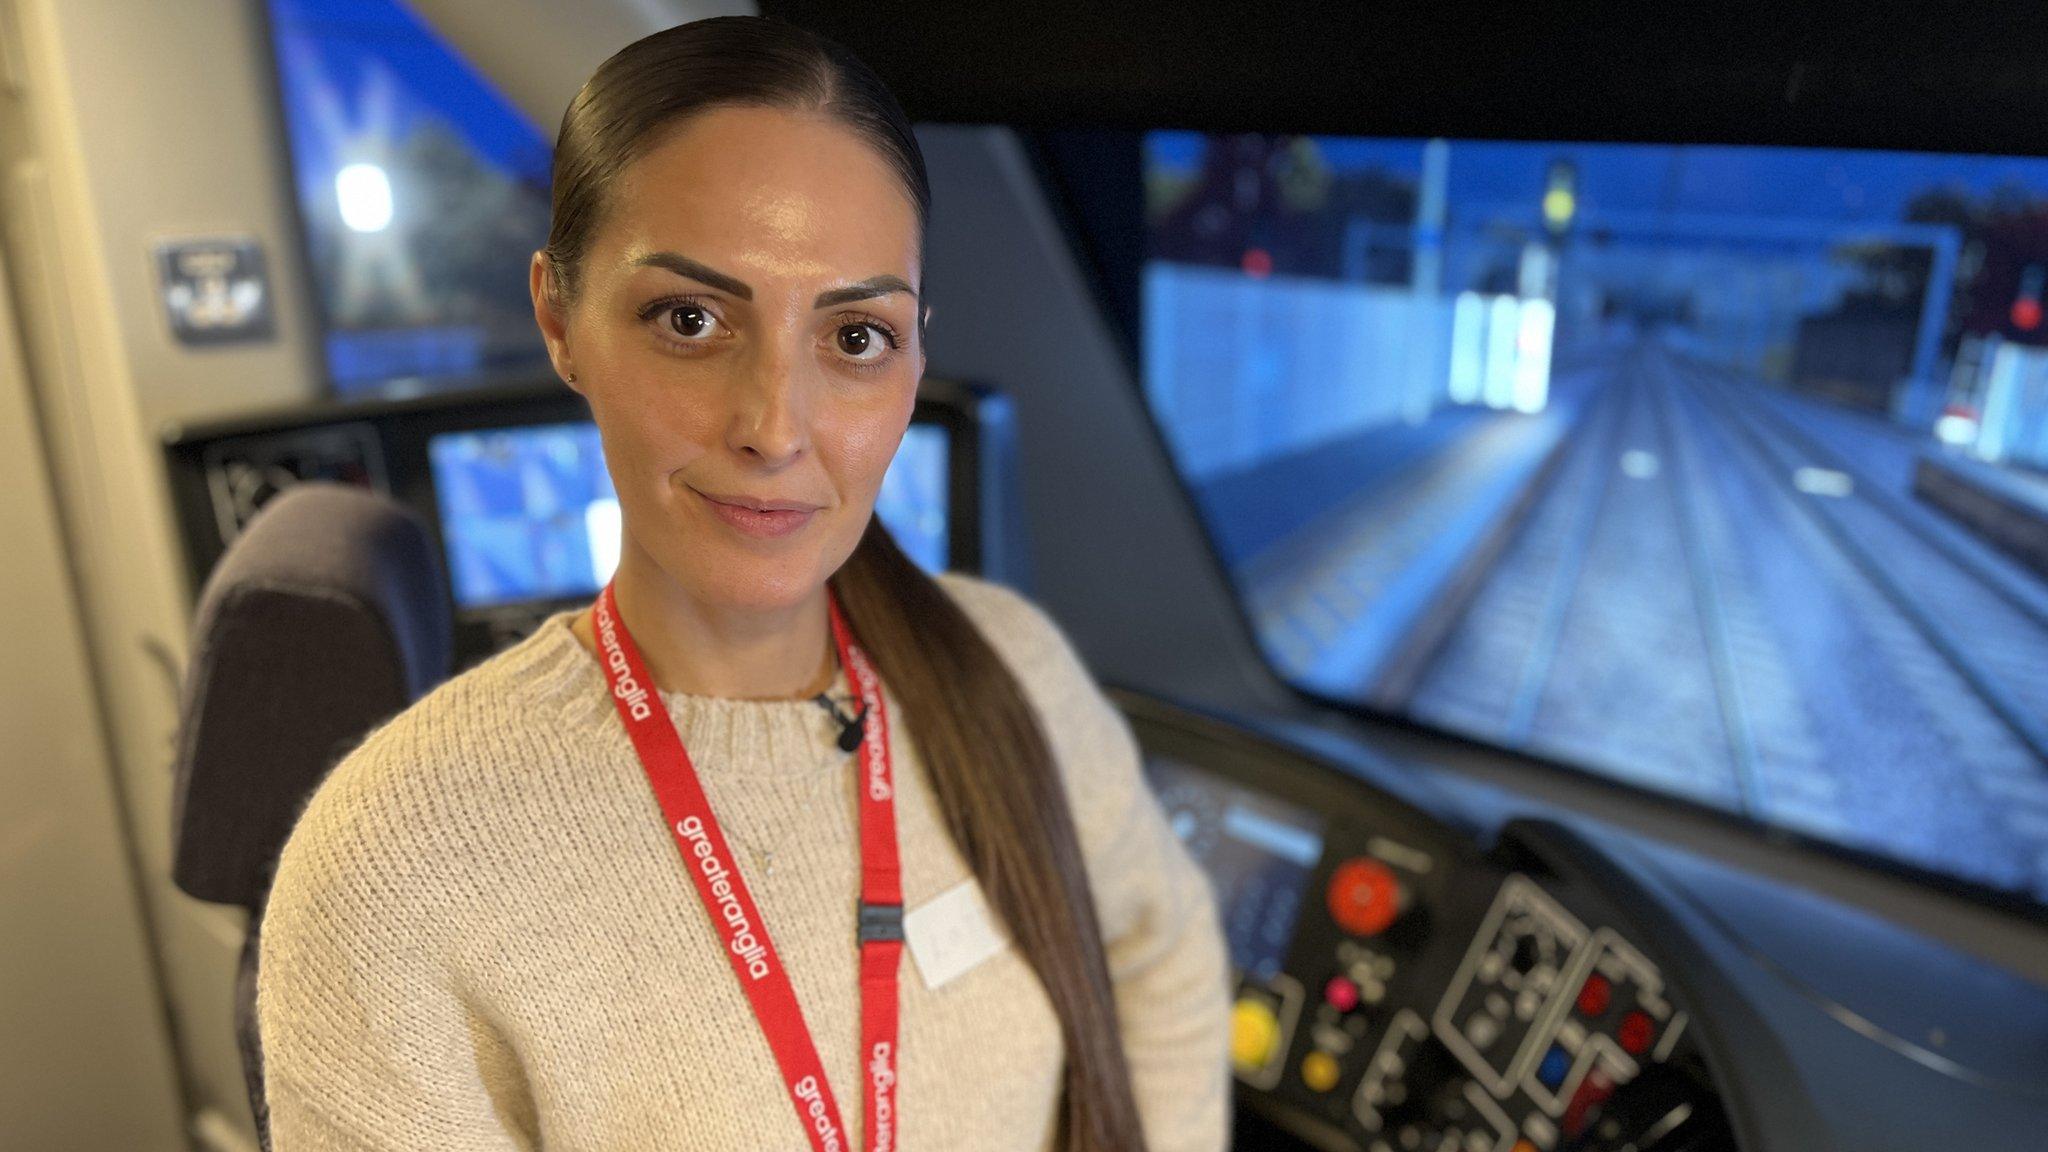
[633,252,916,309]
[813,275,918,309]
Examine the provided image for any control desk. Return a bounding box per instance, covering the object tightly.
[1122,694,1729,1152]
[1115,687,2048,1152]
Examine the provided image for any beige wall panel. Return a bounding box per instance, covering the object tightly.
[1,1,747,1145]
[0,230,185,1150]
[3,0,334,1143]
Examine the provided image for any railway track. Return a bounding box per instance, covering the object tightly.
[1675,357,2048,768]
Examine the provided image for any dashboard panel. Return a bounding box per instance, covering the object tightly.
[159,376,1020,669]
[1119,692,1734,1152]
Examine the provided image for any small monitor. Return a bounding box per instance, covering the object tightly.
[427,421,617,611]
[427,413,975,613]
[875,424,951,573]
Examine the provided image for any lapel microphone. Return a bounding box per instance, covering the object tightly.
[813,693,869,752]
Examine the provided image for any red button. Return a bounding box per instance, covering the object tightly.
[1327,857,1403,937]
[1324,975,1360,1013]
[1618,1010,1655,1056]
[1576,974,1611,1017]
[1562,1064,1616,1137]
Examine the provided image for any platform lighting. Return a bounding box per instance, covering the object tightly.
[1934,406,1979,446]
[1485,295,1520,410]
[1450,292,1487,404]
[1977,342,2026,462]
[1513,298,1555,413]
[336,162,394,233]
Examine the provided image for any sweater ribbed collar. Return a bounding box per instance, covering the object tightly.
[507,607,860,779]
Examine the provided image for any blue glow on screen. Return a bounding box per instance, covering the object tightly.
[1142,129,2048,905]
[875,425,951,573]
[430,421,952,609]
[429,423,616,609]
[265,0,553,391]
[1221,805,1323,869]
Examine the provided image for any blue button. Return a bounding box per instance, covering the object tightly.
[1538,1045,1571,1090]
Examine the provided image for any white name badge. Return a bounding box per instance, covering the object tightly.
[904,878,1010,991]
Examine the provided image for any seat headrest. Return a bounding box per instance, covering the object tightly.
[170,482,451,910]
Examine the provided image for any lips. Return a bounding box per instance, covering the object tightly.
[696,490,821,513]
[691,487,820,539]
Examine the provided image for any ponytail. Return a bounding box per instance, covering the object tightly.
[832,520,1148,1152]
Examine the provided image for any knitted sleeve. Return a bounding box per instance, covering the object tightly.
[256,740,535,1151]
[939,575,1234,1152]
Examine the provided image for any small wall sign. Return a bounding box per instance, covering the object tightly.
[154,236,275,345]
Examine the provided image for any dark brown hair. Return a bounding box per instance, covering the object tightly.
[541,17,1147,1151]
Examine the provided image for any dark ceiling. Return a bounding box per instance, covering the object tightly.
[762,1,2048,155]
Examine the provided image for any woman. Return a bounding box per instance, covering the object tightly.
[255,15,1229,1152]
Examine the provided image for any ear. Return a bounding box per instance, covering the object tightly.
[530,251,581,394]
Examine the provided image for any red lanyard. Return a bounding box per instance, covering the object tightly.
[591,581,902,1152]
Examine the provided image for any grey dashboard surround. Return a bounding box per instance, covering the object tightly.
[916,123,1295,712]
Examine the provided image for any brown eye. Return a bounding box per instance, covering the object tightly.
[836,323,886,362]
[668,304,719,340]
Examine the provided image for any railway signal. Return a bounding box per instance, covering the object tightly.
[1543,160,1578,236]
[2013,263,2044,332]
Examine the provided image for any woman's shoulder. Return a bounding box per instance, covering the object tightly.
[931,572,1142,817]
[267,611,593,906]
[931,571,1092,694]
[931,568,1037,624]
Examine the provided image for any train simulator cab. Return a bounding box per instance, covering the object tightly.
[6,3,2048,1151]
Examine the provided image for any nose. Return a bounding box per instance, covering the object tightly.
[723,339,809,468]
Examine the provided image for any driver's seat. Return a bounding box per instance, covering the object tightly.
[169,481,453,1149]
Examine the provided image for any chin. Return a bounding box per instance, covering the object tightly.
[682,547,829,615]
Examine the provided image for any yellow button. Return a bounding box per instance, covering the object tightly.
[1230,998,1279,1071]
[1300,1050,1341,1093]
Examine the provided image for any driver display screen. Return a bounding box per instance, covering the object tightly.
[1145,755,1326,980]
[429,421,617,609]
[428,421,953,609]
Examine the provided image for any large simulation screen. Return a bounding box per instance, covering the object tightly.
[1140,130,2048,907]
[430,422,951,609]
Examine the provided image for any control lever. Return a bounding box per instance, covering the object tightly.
[1557,1060,1734,1152]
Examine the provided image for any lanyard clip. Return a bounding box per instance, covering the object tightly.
[858,901,904,944]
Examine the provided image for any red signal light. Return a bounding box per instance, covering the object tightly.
[2016,264,2045,331]
[2014,297,2043,332]
[1242,248,1273,278]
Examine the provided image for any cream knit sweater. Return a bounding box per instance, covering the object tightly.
[256,572,1232,1151]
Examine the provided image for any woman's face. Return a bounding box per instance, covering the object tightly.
[531,105,924,616]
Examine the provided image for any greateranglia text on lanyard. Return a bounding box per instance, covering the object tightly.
[591,580,903,1152]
